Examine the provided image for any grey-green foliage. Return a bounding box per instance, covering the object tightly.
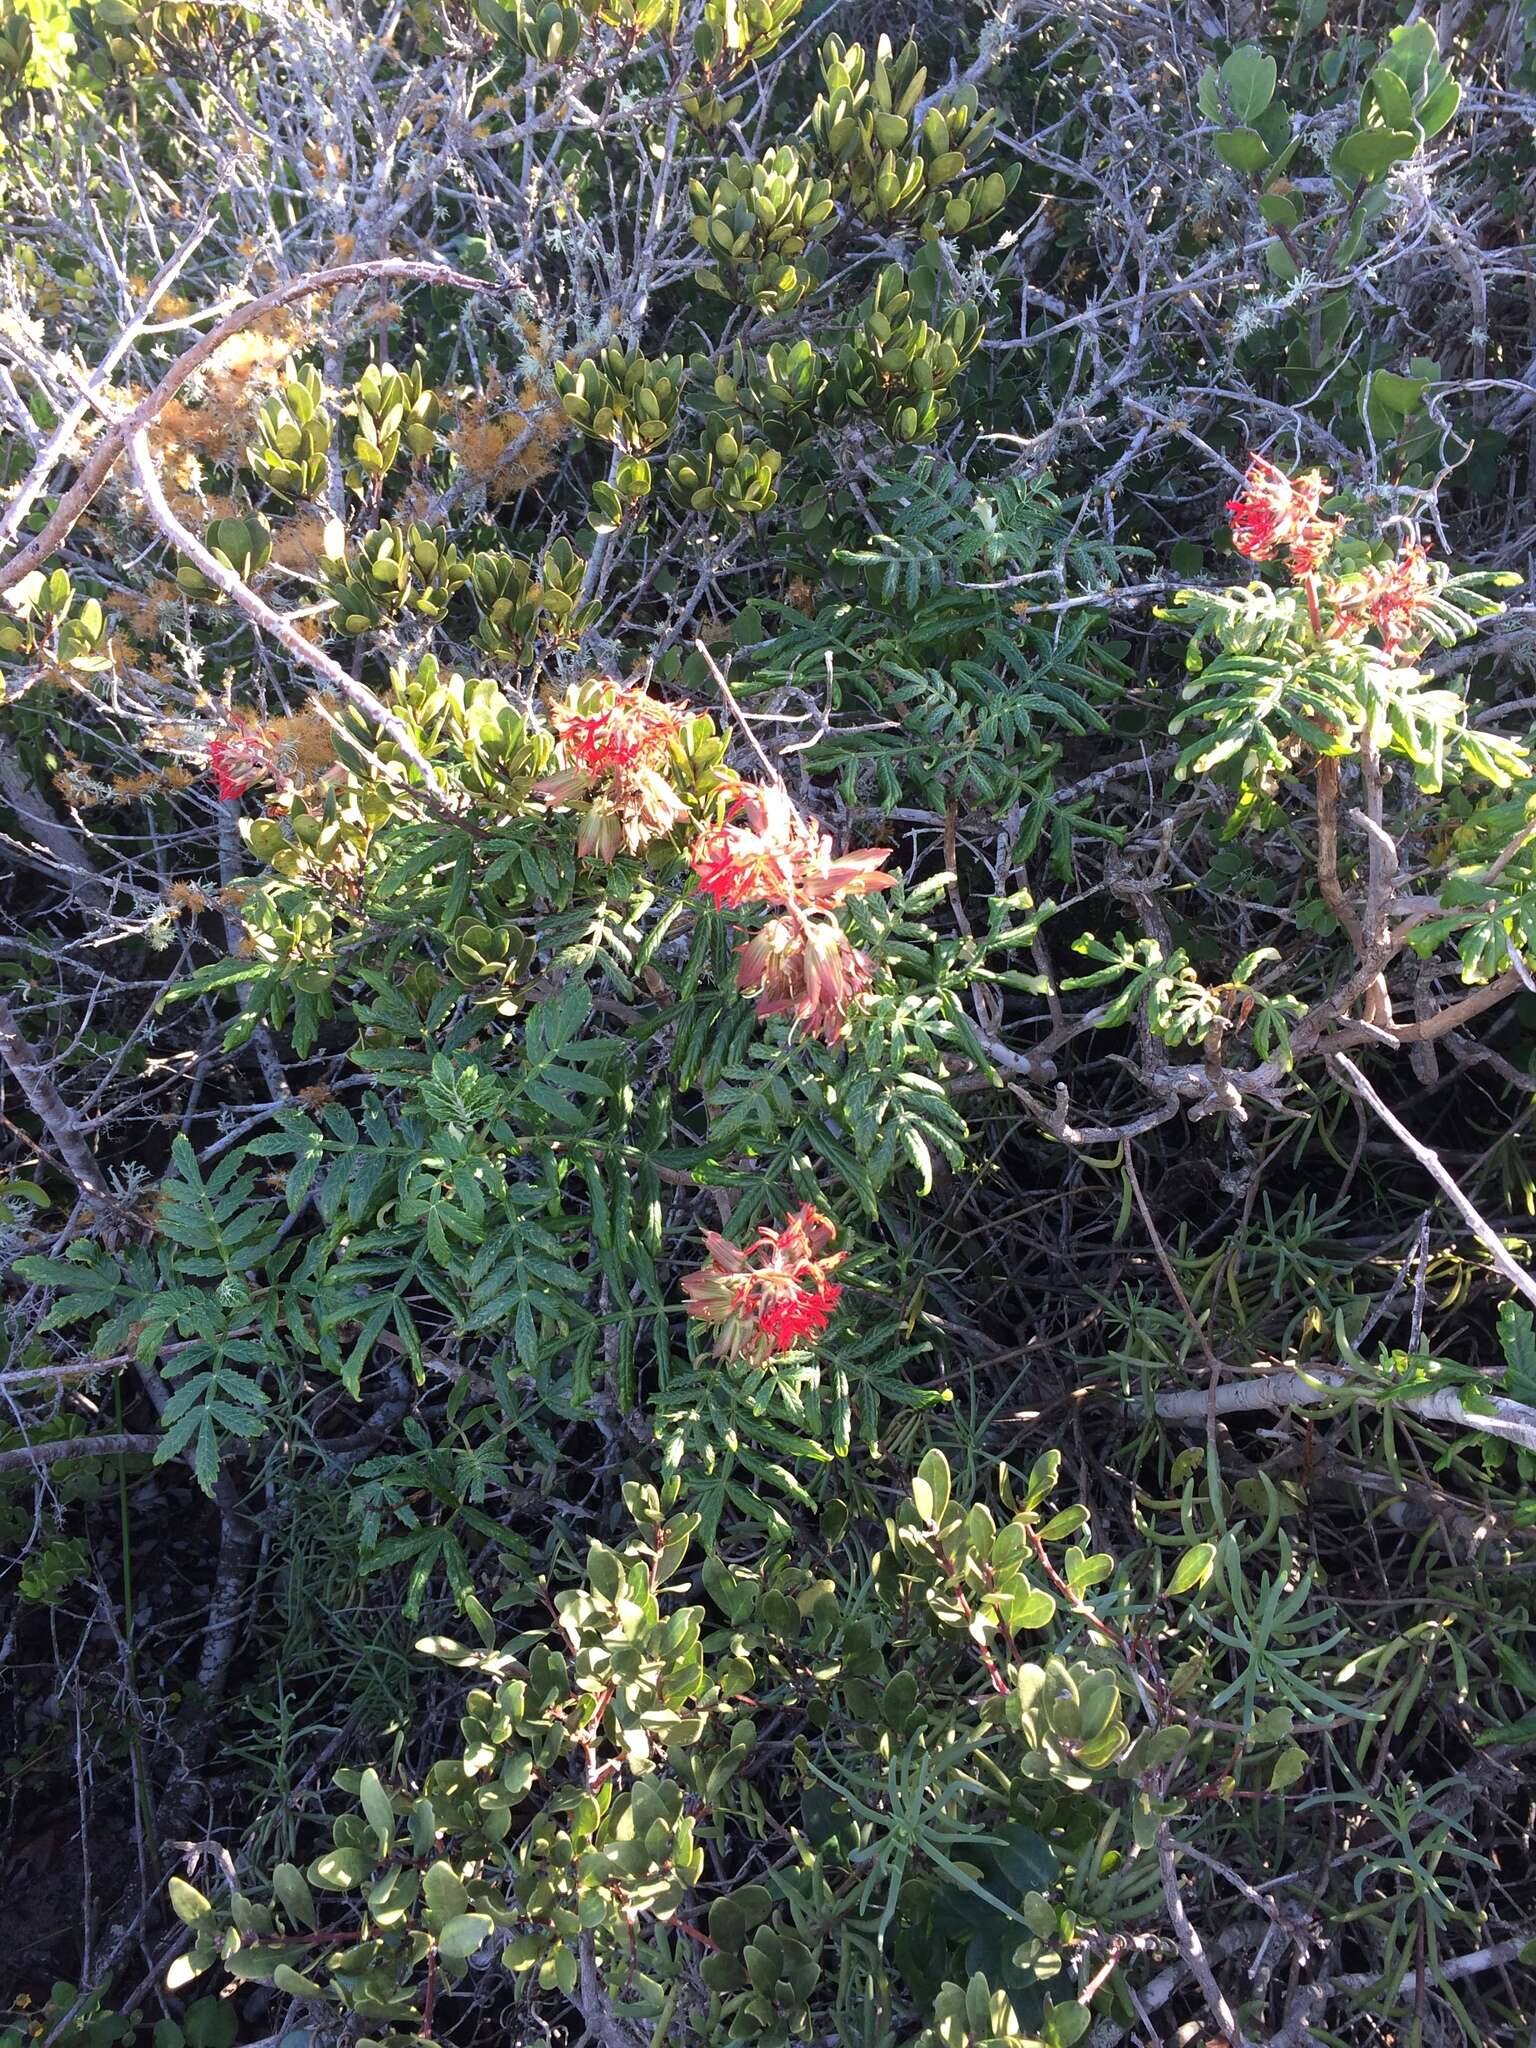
[153,1453,1141,2040]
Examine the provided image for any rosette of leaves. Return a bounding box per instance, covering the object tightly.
[833,262,982,443]
[590,451,656,530]
[665,407,782,518]
[682,0,803,130]
[0,566,66,656]
[470,536,594,662]
[247,365,332,503]
[810,34,1016,236]
[444,916,533,1000]
[689,147,835,314]
[917,1972,1091,2048]
[716,337,831,453]
[345,363,442,491]
[175,513,272,598]
[552,344,684,456]
[320,521,470,633]
[386,655,555,804]
[476,0,585,61]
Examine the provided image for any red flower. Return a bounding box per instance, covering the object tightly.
[1325,541,1437,656]
[209,721,282,800]
[689,783,895,914]
[736,913,876,1044]
[690,814,798,910]
[1226,456,1341,577]
[554,680,689,779]
[539,678,693,857]
[681,1201,845,1363]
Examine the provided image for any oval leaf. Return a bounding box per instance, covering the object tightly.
[1167,1542,1216,1597]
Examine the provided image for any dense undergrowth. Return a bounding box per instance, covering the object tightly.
[2,1,1536,2044]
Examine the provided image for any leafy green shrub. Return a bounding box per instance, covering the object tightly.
[3,3,1536,2046]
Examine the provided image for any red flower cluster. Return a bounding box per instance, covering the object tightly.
[1226,456,1341,577]
[735,912,877,1043]
[681,1202,845,1363]
[691,782,895,913]
[688,784,894,1044]
[209,720,283,801]
[1326,541,1437,655]
[538,678,895,1044]
[538,678,691,859]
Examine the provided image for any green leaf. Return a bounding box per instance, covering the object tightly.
[1214,127,1270,174]
[358,1767,394,1855]
[1043,2002,1092,2048]
[308,1847,374,1891]
[1367,65,1416,130]
[422,1860,470,1926]
[437,1912,493,1961]
[1498,1302,1536,1400]
[168,1878,212,1926]
[1012,1588,1057,1629]
[1268,1745,1308,1791]
[1219,45,1276,124]
[1167,1542,1216,1597]
[912,1447,951,1525]
[1369,369,1429,415]
[1332,127,1417,178]
[271,1863,316,1932]
[1265,237,1298,282]
[1416,75,1461,138]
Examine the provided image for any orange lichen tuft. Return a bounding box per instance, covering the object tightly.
[267,707,336,781]
[450,367,569,502]
[270,510,330,574]
[149,308,309,467]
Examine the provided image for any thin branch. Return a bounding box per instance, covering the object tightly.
[0,991,119,1210]
[1330,1052,1536,1313]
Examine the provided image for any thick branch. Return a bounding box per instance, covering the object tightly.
[0,1432,161,1477]
[1149,1366,1536,1456]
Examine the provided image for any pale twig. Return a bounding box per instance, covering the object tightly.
[1149,1365,1536,1457]
[1156,1822,1254,2048]
[0,991,120,1211]
[1330,1052,1536,1313]
[0,257,505,597]
[126,427,446,794]
[0,202,217,552]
